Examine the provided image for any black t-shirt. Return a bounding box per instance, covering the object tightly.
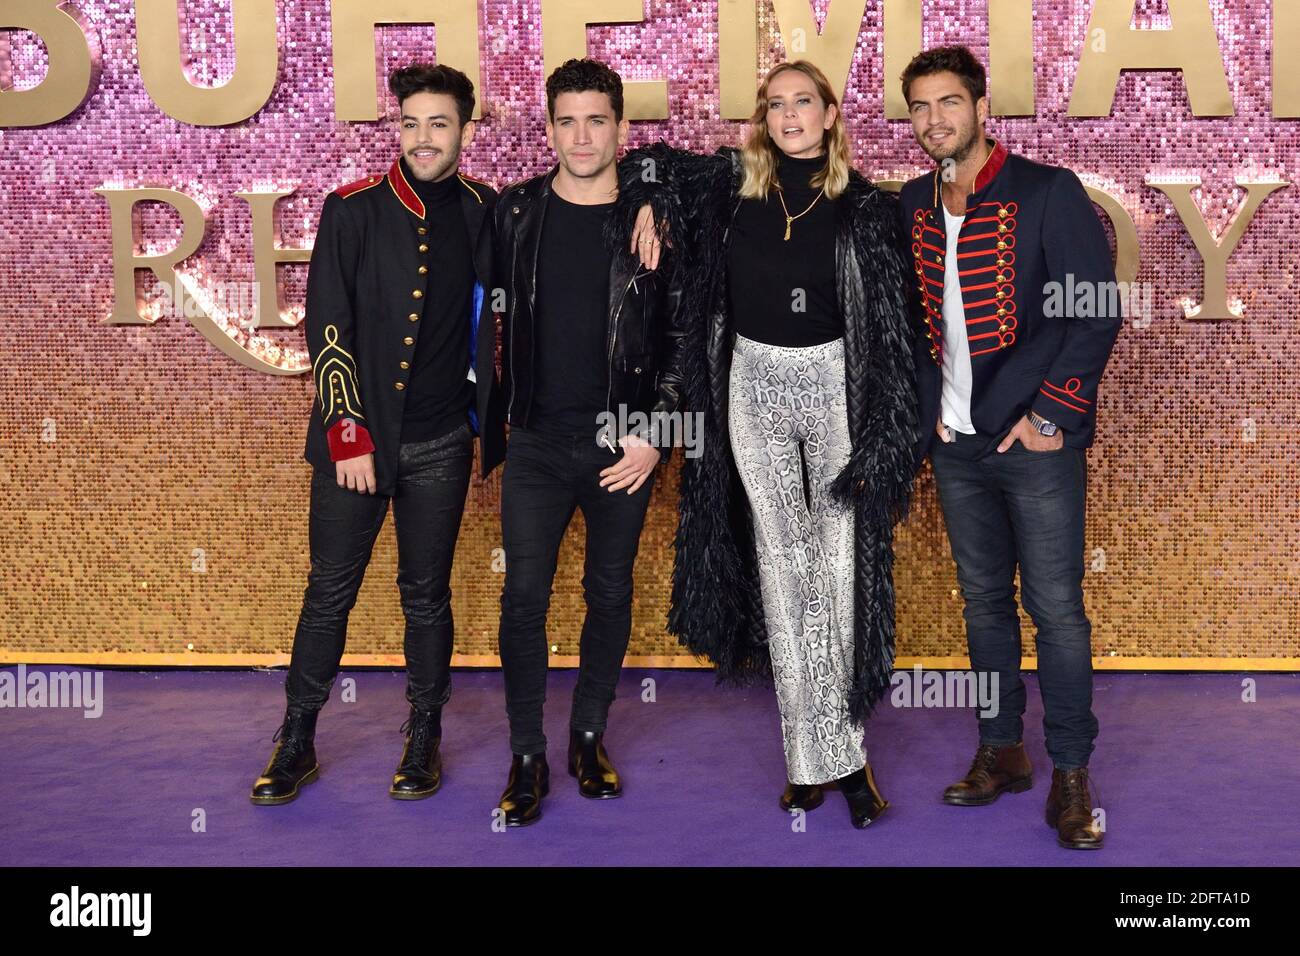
[728,152,843,347]
[529,189,614,437]
[399,159,476,443]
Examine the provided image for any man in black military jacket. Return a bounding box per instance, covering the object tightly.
[899,47,1121,849]
[250,64,504,806]
[491,58,685,826]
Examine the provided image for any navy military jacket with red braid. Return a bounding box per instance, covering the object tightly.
[302,157,506,494]
[900,140,1122,466]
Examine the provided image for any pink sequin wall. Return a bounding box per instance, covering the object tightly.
[0,1,1296,663]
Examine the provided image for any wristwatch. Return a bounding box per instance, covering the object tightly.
[1028,411,1059,437]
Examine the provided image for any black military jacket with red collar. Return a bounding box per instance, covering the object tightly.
[302,158,506,493]
[899,140,1122,466]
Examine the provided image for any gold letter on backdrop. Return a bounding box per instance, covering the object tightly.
[135,0,279,126]
[234,190,313,328]
[987,0,1034,116]
[97,188,209,327]
[1276,1,1299,117]
[0,0,98,127]
[882,0,920,120]
[1068,0,1232,116]
[333,0,482,121]
[722,0,759,119]
[883,0,1034,119]
[719,0,759,119]
[1146,178,1289,320]
[1084,186,1140,286]
[542,0,667,119]
[777,0,866,111]
[96,188,302,373]
[719,0,866,120]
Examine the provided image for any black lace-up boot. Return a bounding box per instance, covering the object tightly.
[389,708,442,799]
[250,708,320,806]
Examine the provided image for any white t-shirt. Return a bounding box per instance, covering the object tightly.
[940,205,976,435]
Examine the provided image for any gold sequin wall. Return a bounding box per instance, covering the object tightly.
[1,2,1297,666]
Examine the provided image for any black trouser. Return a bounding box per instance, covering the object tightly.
[497,427,656,755]
[285,423,474,715]
[930,429,1098,769]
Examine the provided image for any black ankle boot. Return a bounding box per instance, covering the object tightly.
[250,708,320,806]
[567,729,622,799]
[498,753,549,826]
[780,781,825,812]
[838,763,889,828]
[389,708,442,800]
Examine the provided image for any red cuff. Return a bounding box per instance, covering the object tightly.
[327,419,375,461]
[1033,377,1092,432]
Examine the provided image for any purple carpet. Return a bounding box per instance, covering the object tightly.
[2,667,1297,866]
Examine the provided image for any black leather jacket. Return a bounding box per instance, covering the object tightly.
[494,162,686,460]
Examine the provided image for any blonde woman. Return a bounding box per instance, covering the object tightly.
[665,61,918,827]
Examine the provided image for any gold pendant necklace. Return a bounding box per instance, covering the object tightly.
[777,188,824,241]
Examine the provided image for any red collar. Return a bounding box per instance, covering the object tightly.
[387,158,425,220]
[931,138,1009,207]
[973,138,1009,193]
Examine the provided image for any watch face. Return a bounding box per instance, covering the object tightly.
[1039,422,1058,437]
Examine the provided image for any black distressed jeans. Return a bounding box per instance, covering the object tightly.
[285,423,473,714]
[929,429,1099,769]
[497,426,656,755]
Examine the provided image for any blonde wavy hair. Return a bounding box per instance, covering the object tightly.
[739,60,852,200]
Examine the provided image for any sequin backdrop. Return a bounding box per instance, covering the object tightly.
[1,1,1296,664]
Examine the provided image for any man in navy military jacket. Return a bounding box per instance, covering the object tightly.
[899,46,1121,849]
[249,63,504,807]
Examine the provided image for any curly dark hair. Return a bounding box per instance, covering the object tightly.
[545,57,624,123]
[900,45,987,106]
[388,63,475,126]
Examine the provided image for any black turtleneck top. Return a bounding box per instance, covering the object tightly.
[399,157,476,443]
[727,152,843,347]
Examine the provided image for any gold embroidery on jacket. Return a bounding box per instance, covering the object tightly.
[313,324,363,423]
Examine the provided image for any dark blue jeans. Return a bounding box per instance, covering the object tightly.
[929,430,1098,769]
[285,423,474,714]
[497,426,656,756]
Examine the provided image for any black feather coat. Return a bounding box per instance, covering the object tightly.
[665,146,920,721]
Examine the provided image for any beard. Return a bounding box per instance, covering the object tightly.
[406,148,456,182]
[925,124,981,166]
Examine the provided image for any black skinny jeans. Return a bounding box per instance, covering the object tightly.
[285,423,473,714]
[497,427,656,755]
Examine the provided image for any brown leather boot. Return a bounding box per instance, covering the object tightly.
[942,742,1033,806]
[1046,767,1104,849]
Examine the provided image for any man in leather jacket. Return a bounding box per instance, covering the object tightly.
[491,58,686,826]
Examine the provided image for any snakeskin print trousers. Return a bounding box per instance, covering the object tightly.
[729,333,866,785]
